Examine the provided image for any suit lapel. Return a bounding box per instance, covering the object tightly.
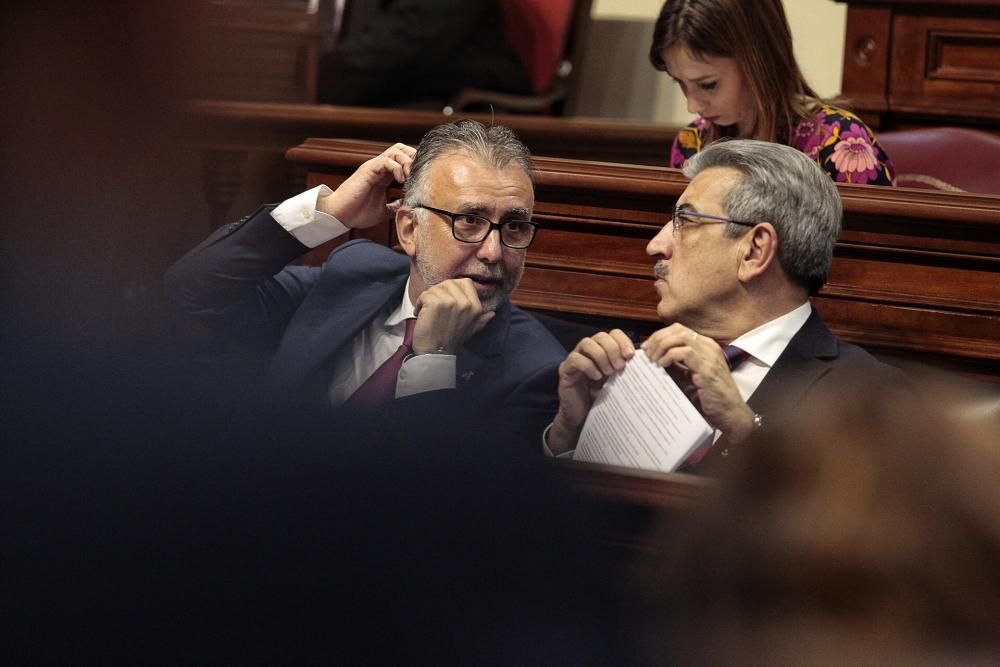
[270,274,408,390]
[454,301,512,389]
[748,310,839,416]
[697,310,840,472]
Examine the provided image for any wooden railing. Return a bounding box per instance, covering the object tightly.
[178,100,679,227]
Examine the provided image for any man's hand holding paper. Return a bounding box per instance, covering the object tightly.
[547,329,636,456]
[571,346,715,472]
[641,323,757,446]
[546,324,757,470]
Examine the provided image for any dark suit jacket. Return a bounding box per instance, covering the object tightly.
[691,309,909,474]
[164,205,565,441]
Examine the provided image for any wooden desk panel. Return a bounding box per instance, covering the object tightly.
[836,0,1000,130]
[287,138,1000,381]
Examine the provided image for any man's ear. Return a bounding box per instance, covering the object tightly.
[737,222,779,283]
[396,207,418,257]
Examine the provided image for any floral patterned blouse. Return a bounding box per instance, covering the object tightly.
[670,103,896,186]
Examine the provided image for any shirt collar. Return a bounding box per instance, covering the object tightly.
[384,276,417,328]
[729,301,812,368]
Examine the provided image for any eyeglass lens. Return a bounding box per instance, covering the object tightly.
[454,214,535,247]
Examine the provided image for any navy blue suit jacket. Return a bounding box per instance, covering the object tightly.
[165,206,566,439]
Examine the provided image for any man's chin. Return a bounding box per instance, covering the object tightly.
[480,288,513,314]
[655,300,676,323]
[474,281,504,305]
[480,295,506,313]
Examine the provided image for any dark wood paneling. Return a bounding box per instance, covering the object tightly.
[837,0,1000,130]
[191,1,326,103]
[840,5,892,124]
[891,15,1000,117]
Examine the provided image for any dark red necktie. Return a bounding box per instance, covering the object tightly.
[348,317,417,407]
[675,344,751,468]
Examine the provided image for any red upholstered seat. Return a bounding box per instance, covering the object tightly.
[500,0,575,96]
[877,127,1000,195]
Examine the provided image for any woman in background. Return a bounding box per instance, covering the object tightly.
[650,0,895,186]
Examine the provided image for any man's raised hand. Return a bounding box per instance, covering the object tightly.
[411,278,495,356]
[317,143,416,229]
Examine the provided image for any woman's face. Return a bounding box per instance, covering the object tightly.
[662,44,755,137]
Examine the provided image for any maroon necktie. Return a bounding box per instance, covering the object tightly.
[348,317,417,407]
[676,344,751,468]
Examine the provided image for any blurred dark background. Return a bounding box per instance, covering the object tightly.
[0,6,639,662]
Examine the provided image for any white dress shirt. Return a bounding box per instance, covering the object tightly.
[726,301,813,404]
[271,185,455,405]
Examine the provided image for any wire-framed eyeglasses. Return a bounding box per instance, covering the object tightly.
[414,204,539,249]
[671,206,757,236]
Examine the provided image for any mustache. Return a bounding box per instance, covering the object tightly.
[463,264,507,281]
[653,261,668,280]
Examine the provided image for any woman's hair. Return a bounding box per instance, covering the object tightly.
[649,0,820,143]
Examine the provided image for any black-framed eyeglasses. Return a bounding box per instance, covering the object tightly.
[413,204,539,249]
[671,206,757,236]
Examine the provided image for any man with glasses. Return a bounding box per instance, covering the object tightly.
[545,139,905,472]
[166,120,564,435]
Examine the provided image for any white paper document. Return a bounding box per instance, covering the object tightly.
[573,350,714,472]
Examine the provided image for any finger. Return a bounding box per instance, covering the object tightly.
[560,350,605,383]
[641,324,693,363]
[387,199,402,213]
[608,329,636,358]
[659,346,694,371]
[438,277,483,313]
[390,143,416,158]
[450,275,479,299]
[383,144,415,177]
[380,155,406,184]
[397,144,416,178]
[590,331,631,371]
[574,336,617,377]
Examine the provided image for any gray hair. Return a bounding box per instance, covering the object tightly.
[682,139,842,294]
[402,119,533,207]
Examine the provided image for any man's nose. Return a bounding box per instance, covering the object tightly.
[646,223,674,258]
[476,228,504,263]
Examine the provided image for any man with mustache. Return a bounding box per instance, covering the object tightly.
[166,120,564,435]
[545,139,905,473]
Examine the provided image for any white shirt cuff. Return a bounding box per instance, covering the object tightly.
[542,423,576,459]
[270,185,350,248]
[395,354,456,398]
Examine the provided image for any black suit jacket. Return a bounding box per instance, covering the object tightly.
[691,309,909,474]
[164,205,565,441]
